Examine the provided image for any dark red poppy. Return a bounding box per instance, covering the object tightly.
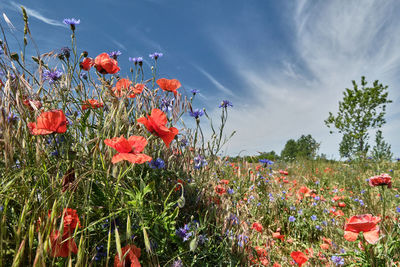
[156,78,181,96]
[50,230,78,257]
[82,99,104,110]
[215,184,226,195]
[104,135,152,164]
[114,244,141,267]
[80,57,94,71]
[28,109,67,135]
[369,174,392,188]
[95,53,120,74]
[137,109,179,148]
[344,214,381,244]
[279,170,289,175]
[291,251,308,267]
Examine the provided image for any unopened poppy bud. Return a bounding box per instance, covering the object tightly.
[10,52,19,61]
[82,51,88,57]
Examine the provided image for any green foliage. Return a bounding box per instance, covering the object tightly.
[371,130,393,161]
[325,76,392,159]
[280,134,320,161]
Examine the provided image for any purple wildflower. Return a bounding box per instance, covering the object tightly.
[149,158,165,169]
[63,18,80,30]
[108,51,121,59]
[289,216,296,222]
[161,97,174,112]
[42,69,63,84]
[194,155,207,169]
[149,52,163,60]
[219,100,233,108]
[331,255,345,265]
[190,89,200,95]
[59,47,71,59]
[189,109,204,119]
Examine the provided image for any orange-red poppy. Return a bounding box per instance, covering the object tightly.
[114,244,141,267]
[279,170,289,175]
[137,109,179,148]
[82,99,104,110]
[112,78,144,98]
[296,186,311,200]
[291,251,308,267]
[251,222,263,233]
[344,214,381,244]
[95,53,120,74]
[104,135,152,164]
[28,109,67,135]
[220,179,230,185]
[272,232,285,241]
[249,246,269,266]
[80,57,94,71]
[156,78,181,96]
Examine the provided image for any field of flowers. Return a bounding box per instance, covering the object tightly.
[0,11,400,267]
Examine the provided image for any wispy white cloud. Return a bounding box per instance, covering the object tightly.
[209,0,400,158]
[9,1,64,27]
[111,39,127,51]
[192,64,234,97]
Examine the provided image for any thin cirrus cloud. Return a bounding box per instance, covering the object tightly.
[209,0,400,158]
[192,64,234,97]
[9,1,64,27]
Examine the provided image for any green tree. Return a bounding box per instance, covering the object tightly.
[325,76,392,159]
[371,130,393,161]
[281,139,298,161]
[296,134,320,159]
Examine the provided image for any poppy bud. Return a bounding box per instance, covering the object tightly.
[82,51,88,57]
[10,52,19,61]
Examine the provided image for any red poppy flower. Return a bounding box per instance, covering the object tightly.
[82,99,104,110]
[50,230,78,257]
[291,251,308,267]
[175,179,185,191]
[338,202,346,207]
[215,184,226,195]
[296,186,311,200]
[95,53,120,74]
[112,79,144,98]
[220,179,230,185]
[137,109,179,148]
[114,244,141,267]
[279,170,289,175]
[369,174,392,188]
[272,232,285,241]
[104,135,152,164]
[62,208,81,234]
[80,57,94,71]
[156,78,181,96]
[28,110,67,135]
[252,222,263,233]
[344,214,381,244]
[273,263,282,267]
[249,246,269,266]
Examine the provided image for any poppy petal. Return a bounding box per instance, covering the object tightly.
[344,231,358,242]
[363,227,380,244]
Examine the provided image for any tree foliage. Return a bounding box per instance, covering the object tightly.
[325,76,392,158]
[371,130,393,161]
[281,135,320,161]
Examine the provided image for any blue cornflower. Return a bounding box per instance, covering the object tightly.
[171,259,183,267]
[322,220,328,226]
[180,138,188,147]
[219,100,233,108]
[314,196,320,201]
[42,69,63,84]
[396,194,399,198]
[129,57,143,65]
[289,216,296,222]
[189,109,204,119]
[149,52,163,60]
[63,18,80,30]
[298,209,303,215]
[190,89,200,95]
[59,47,71,59]
[161,97,174,113]
[80,72,87,80]
[361,190,366,194]
[194,155,207,169]
[315,180,320,185]
[316,225,322,230]
[95,245,107,261]
[108,51,121,59]
[331,255,345,265]
[229,214,239,225]
[0,206,3,212]
[290,206,296,210]
[396,206,400,213]
[311,215,317,221]
[259,159,274,165]
[237,234,248,247]
[227,188,234,194]
[149,158,165,169]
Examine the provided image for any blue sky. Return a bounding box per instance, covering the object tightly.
[1,0,400,159]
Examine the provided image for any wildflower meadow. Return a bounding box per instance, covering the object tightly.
[1,7,400,267]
